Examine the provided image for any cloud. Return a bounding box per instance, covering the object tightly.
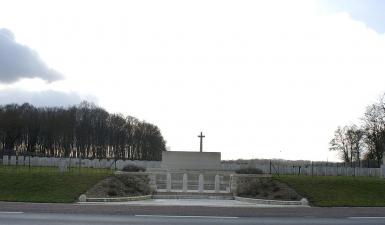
[0,28,63,84]
[0,89,97,107]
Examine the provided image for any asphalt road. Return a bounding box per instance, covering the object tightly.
[1,202,385,218]
[1,212,385,225]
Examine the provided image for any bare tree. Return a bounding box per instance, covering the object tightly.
[362,101,385,166]
[329,125,364,166]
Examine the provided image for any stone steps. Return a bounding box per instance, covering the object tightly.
[153,192,234,200]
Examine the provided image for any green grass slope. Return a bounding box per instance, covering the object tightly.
[276,175,385,206]
[0,166,110,203]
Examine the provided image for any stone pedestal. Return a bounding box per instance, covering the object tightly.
[214,174,220,193]
[198,174,204,193]
[182,173,188,192]
[166,173,172,191]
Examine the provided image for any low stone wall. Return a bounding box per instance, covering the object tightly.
[234,196,308,206]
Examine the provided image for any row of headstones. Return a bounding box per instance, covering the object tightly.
[1,155,161,169]
[221,162,383,177]
[274,165,381,177]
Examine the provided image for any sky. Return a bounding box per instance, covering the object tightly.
[1,0,385,161]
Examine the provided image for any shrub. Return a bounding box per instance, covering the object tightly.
[116,174,152,195]
[273,186,280,192]
[122,164,146,172]
[235,167,264,174]
[107,190,118,196]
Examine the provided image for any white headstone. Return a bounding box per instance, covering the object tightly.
[10,156,17,165]
[58,159,69,172]
[42,157,49,167]
[100,159,108,168]
[17,156,25,166]
[53,158,59,166]
[2,155,9,165]
[108,159,115,169]
[92,159,101,168]
[116,160,124,170]
[47,158,54,167]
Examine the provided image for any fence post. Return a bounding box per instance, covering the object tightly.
[269,160,272,174]
[336,163,338,176]
[298,166,301,176]
[354,166,356,177]
[78,157,81,173]
[311,161,313,177]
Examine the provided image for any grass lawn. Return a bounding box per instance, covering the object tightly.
[276,175,385,207]
[0,165,111,203]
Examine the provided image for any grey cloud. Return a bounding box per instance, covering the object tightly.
[0,89,97,107]
[0,28,63,84]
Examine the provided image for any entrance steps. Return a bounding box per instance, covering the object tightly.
[153,191,234,200]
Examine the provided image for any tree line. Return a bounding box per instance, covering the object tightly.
[330,95,385,167]
[0,102,166,160]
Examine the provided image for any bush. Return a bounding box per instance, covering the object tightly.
[115,174,152,195]
[85,174,152,198]
[236,177,302,201]
[122,164,146,172]
[235,167,264,174]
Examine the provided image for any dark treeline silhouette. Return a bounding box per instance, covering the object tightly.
[330,94,385,167]
[0,102,166,160]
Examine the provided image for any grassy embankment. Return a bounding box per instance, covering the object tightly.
[276,175,385,206]
[0,165,111,203]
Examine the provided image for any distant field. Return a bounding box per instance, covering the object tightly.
[0,165,111,203]
[276,175,385,206]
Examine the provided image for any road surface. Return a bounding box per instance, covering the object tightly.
[0,212,385,225]
[1,201,385,224]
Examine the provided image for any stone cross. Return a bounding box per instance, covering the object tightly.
[198,132,205,152]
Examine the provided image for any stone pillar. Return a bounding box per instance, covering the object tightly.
[183,173,188,192]
[230,174,238,193]
[166,172,172,191]
[149,174,157,191]
[198,173,204,193]
[214,174,220,193]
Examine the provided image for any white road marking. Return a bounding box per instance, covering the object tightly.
[349,217,385,219]
[135,215,238,219]
[0,212,24,214]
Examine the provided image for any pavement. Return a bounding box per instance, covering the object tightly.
[78,199,308,208]
[1,201,385,218]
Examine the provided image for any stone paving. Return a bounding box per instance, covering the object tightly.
[78,199,309,208]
